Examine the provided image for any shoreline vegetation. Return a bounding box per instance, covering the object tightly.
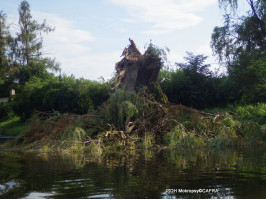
[1,97,265,154]
[0,1,265,154]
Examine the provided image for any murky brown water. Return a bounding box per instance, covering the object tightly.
[0,148,265,198]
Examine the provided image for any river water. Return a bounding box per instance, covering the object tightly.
[0,148,265,199]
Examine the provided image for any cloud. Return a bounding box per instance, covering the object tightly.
[32,11,94,56]
[109,0,216,34]
[29,11,119,80]
[59,51,121,80]
[120,18,136,23]
[8,10,124,80]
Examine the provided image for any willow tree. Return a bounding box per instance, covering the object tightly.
[211,0,266,103]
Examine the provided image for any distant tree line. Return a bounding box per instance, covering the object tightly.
[159,0,265,109]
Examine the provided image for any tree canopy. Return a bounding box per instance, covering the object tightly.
[211,0,266,103]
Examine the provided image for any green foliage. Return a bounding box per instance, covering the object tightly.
[203,106,232,114]
[222,114,238,128]
[162,107,265,148]
[13,61,51,85]
[41,145,50,152]
[0,11,11,85]
[237,121,266,143]
[239,57,266,103]
[177,52,211,76]
[12,75,109,120]
[152,82,169,103]
[16,1,56,66]
[163,125,184,147]
[85,141,103,155]
[0,102,16,120]
[74,117,84,127]
[209,134,235,148]
[142,133,155,149]
[145,41,169,63]
[211,0,266,104]
[177,133,203,148]
[235,103,266,125]
[121,101,138,118]
[202,104,266,145]
[160,52,231,109]
[0,0,60,97]
[212,1,265,64]
[163,125,204,148]
[105,89,149,129]
[84,117,107,137]
[61,126,86,142]
[0,116,28,136]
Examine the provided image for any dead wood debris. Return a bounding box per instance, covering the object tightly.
[110,38,161,92]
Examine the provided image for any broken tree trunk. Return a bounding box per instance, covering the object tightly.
[110,39,162,92]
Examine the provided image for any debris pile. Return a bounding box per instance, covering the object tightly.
[8,39,262,152]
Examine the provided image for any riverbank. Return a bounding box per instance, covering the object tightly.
[1,101,265,153]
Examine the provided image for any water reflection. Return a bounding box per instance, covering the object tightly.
[24,192,54,199]
[0,148,265,199]
[0,180,20,195]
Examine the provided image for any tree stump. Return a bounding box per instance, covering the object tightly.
[110,39,161,92]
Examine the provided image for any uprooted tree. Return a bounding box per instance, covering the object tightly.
[110,39,162,92]
[13,39,265,150]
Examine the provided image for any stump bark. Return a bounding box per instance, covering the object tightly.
[110,39,161,92]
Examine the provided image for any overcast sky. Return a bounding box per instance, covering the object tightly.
[1,0,228,80]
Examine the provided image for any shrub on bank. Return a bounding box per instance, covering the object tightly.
[235,103,266,125]
[12,76,110,120]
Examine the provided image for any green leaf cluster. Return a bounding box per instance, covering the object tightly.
[211,0,266,104]
[160,52,230,109]
[105,89,150,129]
[9,75,109,120]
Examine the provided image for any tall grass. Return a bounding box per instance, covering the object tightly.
[163,125,204,148]
[0,116,28,136]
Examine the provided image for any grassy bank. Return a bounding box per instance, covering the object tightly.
[0,116,29,137]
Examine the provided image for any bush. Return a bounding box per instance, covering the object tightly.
[159,52,233,109]
[12,75,110,120]
[235,103,266,125]
[237,121,266,144]
[222,113,238,128]
[0,103,16,121]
